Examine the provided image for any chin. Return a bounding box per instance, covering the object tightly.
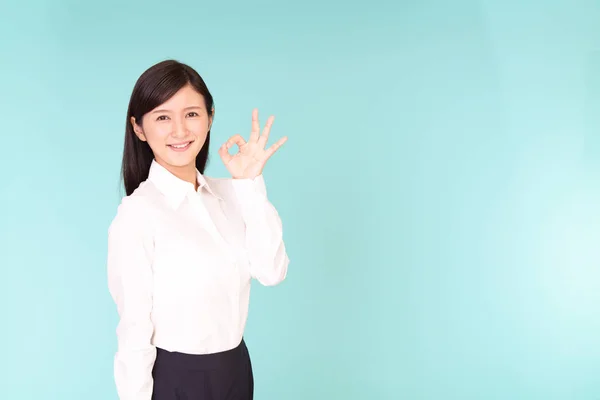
[167,156,198,168]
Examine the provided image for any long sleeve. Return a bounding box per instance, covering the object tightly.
[107,198,156,400]
[231,174,289,286]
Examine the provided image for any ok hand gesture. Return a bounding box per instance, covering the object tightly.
[219,109,288,180]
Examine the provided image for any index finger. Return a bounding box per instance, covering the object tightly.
[226,134,246,147]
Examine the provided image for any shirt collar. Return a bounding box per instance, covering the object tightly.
[148,159,221,209]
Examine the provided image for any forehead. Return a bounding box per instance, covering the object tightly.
[157,85,206,110]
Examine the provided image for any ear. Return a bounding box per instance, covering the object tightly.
[131,116,146,141]
[208,107,215,131]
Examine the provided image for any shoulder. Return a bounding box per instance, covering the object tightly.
[108,181,158,235]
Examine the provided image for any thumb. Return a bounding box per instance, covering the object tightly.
[218,142,233,164]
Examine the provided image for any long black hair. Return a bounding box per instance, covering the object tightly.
[121,60,214,196]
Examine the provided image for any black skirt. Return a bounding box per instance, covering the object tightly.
[151,339,254,400]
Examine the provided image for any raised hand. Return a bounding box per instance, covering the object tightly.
[218,108,288,180]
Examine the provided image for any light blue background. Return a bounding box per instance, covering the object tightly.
[1,1,599,399]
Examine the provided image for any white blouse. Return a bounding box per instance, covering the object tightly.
[106,160,289,399]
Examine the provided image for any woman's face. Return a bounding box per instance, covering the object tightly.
[132,84,213,171]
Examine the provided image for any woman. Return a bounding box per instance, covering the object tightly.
[107,59,290,400]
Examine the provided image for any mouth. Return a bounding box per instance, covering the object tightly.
[167,141,194,152]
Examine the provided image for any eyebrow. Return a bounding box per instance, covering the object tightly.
[151,106,205,114]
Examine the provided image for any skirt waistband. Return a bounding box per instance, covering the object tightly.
[155,339,248,371]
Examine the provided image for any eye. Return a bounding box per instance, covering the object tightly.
[156,115,169,121]
[187,111,199,117]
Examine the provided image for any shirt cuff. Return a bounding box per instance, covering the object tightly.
[232,174,268,224]
[231,175,267,199]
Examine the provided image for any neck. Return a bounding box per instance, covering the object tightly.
[156,160,198,190]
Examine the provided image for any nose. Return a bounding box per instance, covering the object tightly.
[171,117,187,139]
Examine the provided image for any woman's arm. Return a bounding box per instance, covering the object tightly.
[107,197,156,400]
[231,175,289,286]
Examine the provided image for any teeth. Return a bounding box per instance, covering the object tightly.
[171,142,190,148]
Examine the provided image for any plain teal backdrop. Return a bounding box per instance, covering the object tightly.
[1,0,600,399]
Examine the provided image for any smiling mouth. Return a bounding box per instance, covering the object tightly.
[167,141,194,151]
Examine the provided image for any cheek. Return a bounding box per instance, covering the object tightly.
[188,119,209,135]
[144,124,171,145]
[140,126,172,157]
